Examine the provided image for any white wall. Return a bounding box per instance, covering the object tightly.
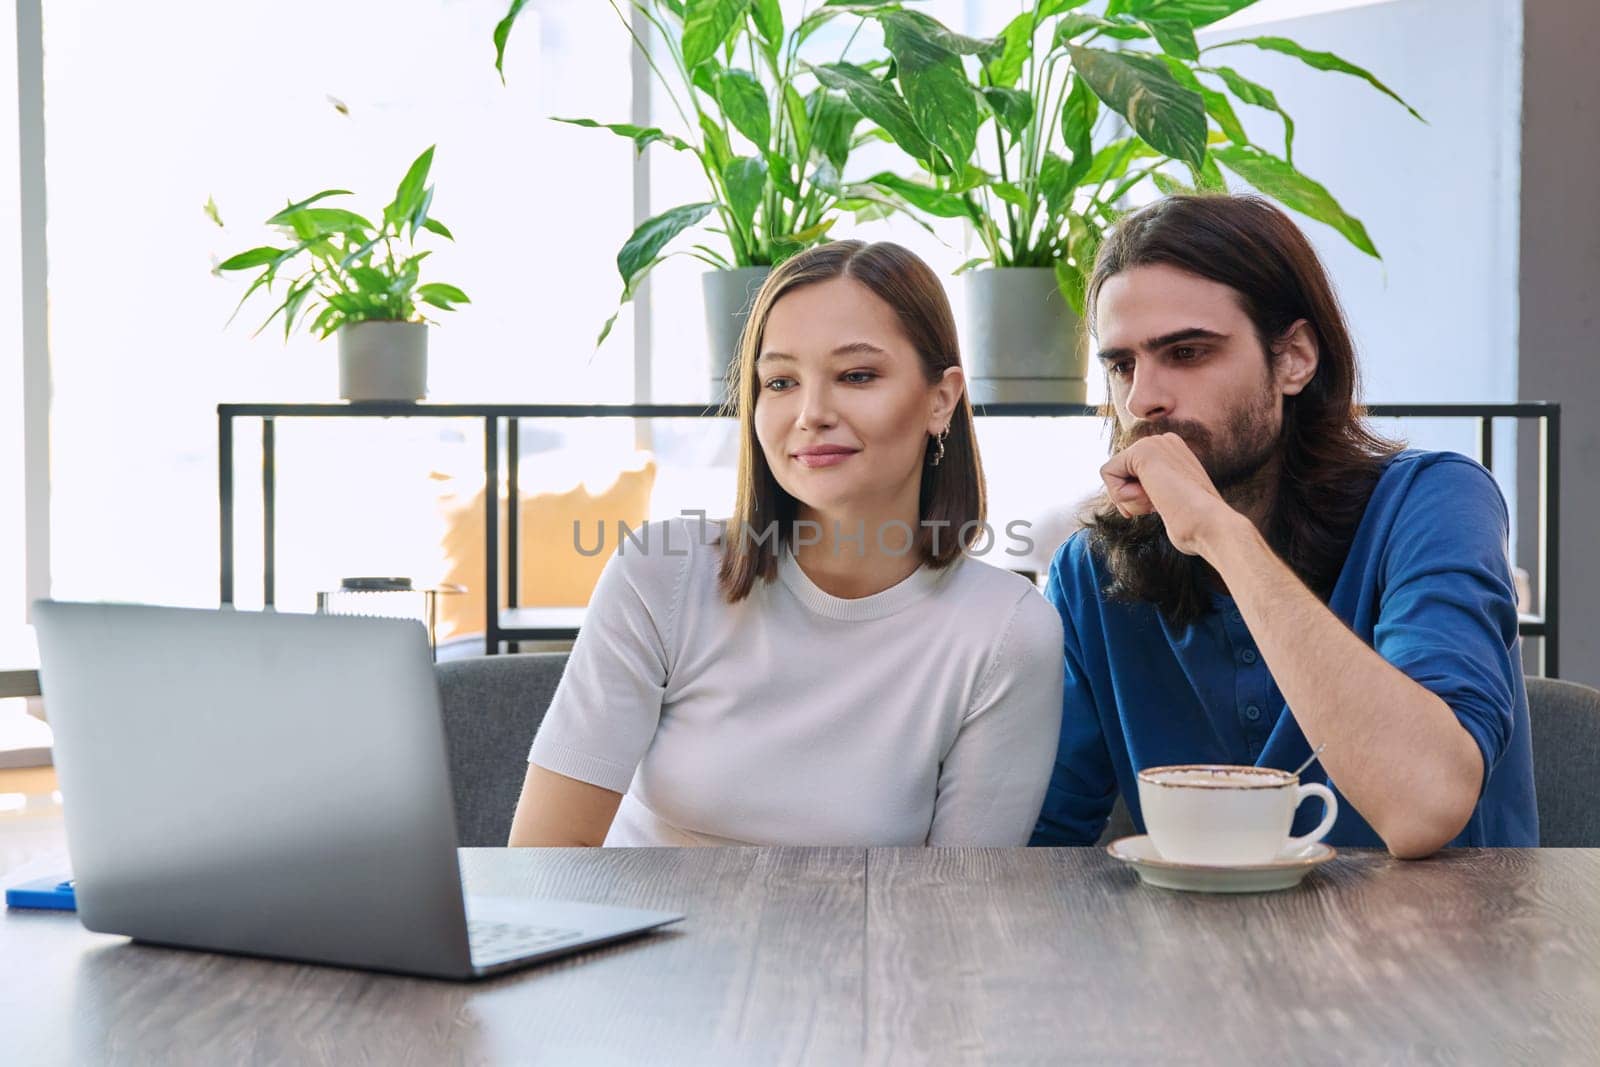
[1204,0,1522,408]
[1518,0,1597,684]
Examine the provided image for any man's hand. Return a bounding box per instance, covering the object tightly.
[1101,433,1243,556]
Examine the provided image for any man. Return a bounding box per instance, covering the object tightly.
[1031,195,1537,857]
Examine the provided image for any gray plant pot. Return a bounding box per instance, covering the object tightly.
[702,267,771,404]
[338,321,428,402]
[963,268,1087,404]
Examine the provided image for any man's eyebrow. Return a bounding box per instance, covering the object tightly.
[1095,327,1230,363]
[758,341,889,363]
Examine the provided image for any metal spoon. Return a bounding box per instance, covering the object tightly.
[1291,742,1327,778]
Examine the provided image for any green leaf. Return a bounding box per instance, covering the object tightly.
[1207,37,1423,121]
[691,58,719,98]
[805,89,862,170]
[347,266,392,294]
[421,217,455,240]
[784,84,810,147]
[1151,171,1195,196]
[1054,14,1149,46]
[1040,0,1094,15]
[254,279,310,339]
[1039,152,1076,217]
[986,13,1033,89]
[714,69,771,149]
[389,146,435,228]
[1057,218,1102,316]
[1200,85,1247,145]
[1143,18,1199,60]
[408,185,435,240]
[1113,1,1255,28]
[1067,45,1206,170]
[1060,74,1099,189]
[683,0,752,71]
[881,10,1002,60]
[766,152,800,200]
[808,160,843,196]
[296,208,375,236]
[217,246,288,271]
[881,12,983,165]
[264,189,352,226]
[992,181,1030,211]
[323,292,364,315]
[862,172,970,218]
[281,283,313,340]
[617,202,716,288]
[952,256,989,275]
[553,117,690,155]
[596,311,623,348]
[416,282,471,310]
[1208,66,1296,162]
[1198,152,1227,191]
[751,0,783,55]
[771,216,837,253]
[982,87,1033,139]
[1055,257,1087,317]
[722,156,768,238]
[310,305,340,339]
[493,0,533,82]
[1083,137,1159,184]
[811,62,938,166]
[203,196,223,227]
[1213,144,1378,257]
[699,114,733,172]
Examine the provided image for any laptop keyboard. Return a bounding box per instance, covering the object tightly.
[468,919,584,961]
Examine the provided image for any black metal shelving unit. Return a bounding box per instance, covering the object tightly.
[218,401,1561,675]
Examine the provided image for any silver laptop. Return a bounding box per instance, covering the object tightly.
[32,600,682,980]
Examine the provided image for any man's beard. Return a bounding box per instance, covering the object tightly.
[1087,389,1281,628]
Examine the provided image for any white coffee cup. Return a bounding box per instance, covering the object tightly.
[1136,764,1338,867]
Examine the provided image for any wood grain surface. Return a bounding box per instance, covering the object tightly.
[864,847,1600,1065]
[5,836,1599,1065]
[1,846,865,1067]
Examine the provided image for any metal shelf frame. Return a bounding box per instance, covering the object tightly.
[218,401,1560,675]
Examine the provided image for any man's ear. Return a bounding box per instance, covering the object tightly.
[1274,320,1319,396]
[929,365,965,433]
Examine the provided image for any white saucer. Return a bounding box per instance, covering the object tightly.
[1105,835,1336,894]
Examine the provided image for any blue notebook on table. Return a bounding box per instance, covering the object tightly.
[5,877,76,910]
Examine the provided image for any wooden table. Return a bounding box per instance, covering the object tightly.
[3,833,1597,1065]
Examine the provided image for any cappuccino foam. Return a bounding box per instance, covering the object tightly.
[1148,768,1287,788]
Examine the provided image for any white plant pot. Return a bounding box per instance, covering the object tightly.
[964,268,1087,404]
[338,321,428,402]
[702,267,771,404]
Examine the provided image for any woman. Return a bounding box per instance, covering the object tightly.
[508,241,1063,846]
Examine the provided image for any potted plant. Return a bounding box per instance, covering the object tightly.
[494,0,939,401]
[834,2,1422,402]
[211,145,470,402]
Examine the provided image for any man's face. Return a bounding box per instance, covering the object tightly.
[1093,263,1284,492]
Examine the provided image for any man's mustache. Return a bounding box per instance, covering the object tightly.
[1118,418,1214,453]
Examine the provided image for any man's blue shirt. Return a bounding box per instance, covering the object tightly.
[1031,450,1539,848]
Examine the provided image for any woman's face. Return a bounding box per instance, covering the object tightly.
[753,275,960,523]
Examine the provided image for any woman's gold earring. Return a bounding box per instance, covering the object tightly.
[929,426,948,467]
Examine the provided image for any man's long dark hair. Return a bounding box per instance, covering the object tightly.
[1084,195,1401,628]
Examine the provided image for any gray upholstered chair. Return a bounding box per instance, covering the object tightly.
[434,652,568,847]
[1527,676,1600,846]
